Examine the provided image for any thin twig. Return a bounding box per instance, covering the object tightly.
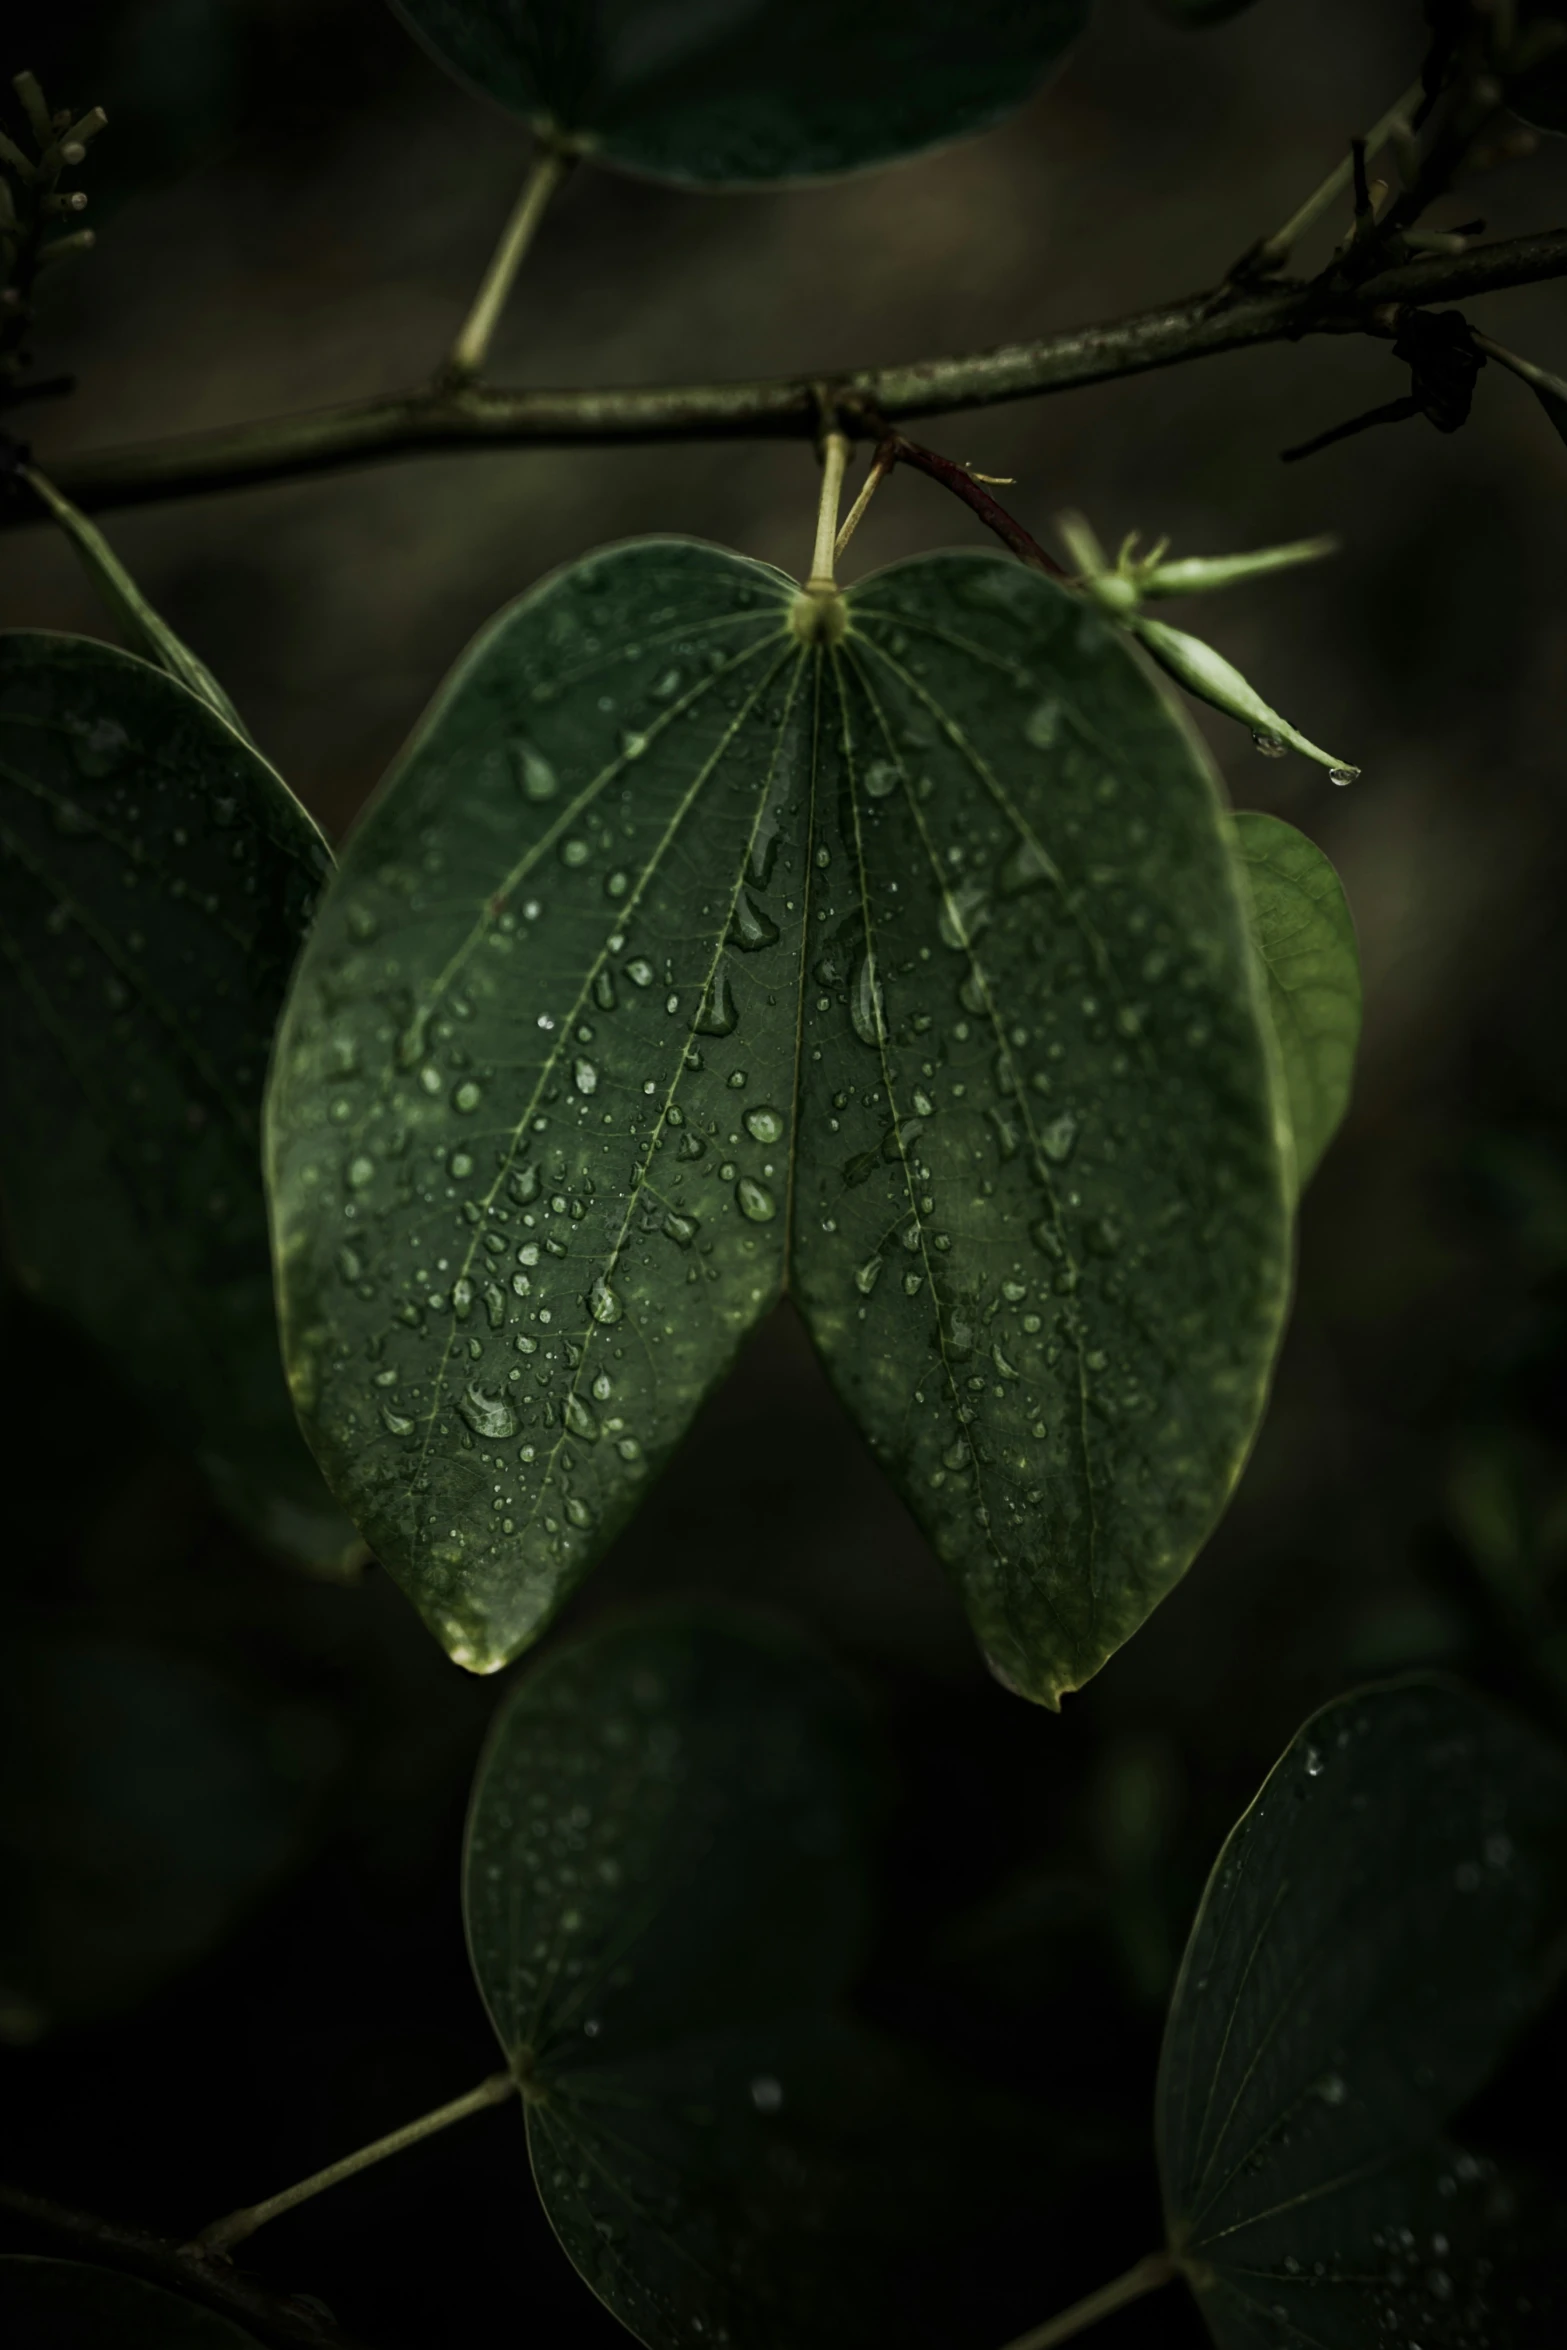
[1244,76,1426,275]
[444,140,573,386]
[0,2182,367,2350]
[994,2250,1178,2350]
[4,231,1567,526]
[886,433,1066,574]
[192,2071,518,2256]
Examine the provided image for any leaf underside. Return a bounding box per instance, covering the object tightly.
[463,1610,885,2350]
[0,634,358,1572]
[1233,808,1361,1190]
[390,0,1091,186]
[1157,1678,1567,2349]
[267,540,1293,1701]
[0,2259,263,2347]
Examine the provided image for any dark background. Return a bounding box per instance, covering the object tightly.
[2,0,1566,2343]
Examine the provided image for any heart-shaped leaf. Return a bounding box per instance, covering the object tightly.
[1157,1678,1567,2349]
[390,0,1091,187]
[0,634,358,1573]
[1233,809,1360,1190]
[464,1609,884,2347]
[0,2259,263,2346]
[266,541,1292,1699]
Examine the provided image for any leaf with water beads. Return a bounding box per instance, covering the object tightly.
[463,1610,891,2350]
[1233,810,1361,1191]
[0,2259,263,2346]
[267,540,1293,1696]
[0,634,359,1572]
[389,0,1091,187]
[1157,1678,1567,2349]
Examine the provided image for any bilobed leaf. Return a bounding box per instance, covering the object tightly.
[390,0,1090,187]
[0,1638,334,2037]
[0,2259,263,2346]
[1232,809,1360,1189]
[266,542,1292,1699]
[0,634,358,1572]
[463,1610,883,2348]
[1157,1679,1567,2350]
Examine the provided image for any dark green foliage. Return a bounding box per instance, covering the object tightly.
[0,1638,333,2038]
[388,0,1092,186]
[0,635,357,1571]
[1159,1679,1567,2347]
[0,2259,262,2346]
[267,541,1292,1702]
[464,1610,882,2348]
[1232,809,1360,1190]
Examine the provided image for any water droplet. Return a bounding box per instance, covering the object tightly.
[1313,2072,1347,2105]
[694,967,738,1036]
[1329,765,1359,786]
[593,969,617,1010]
[565,1494,594,1528]
[1040,1110,1079,1165]
[620,728,649,761]
[484,1283,506,1330]
[564,1393,600,1442]
[850,952,886,1048]
[380,1402,416,1437]
[736,1177,777,1223]
[1303,1743,1325,1777]
[1024,699,1061,749]
[513,737,558,799]
[661,1209,699,1248]
[749,2075,784,2113]
[626,958,655,989]
[453,1079,483,1114]
[1251,730,1289,759]
[730,888,780,952]
[459,1384,517,1440]
[744,1104,785,1145]
[509,1163,540,1204]
[588,1274,623,1325]
[346,1154,375,1190]
[855,1256,883,1296]
[863,759,900,799]
[574,1057,599,1096]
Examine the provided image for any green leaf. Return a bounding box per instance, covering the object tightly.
[1232,809,1360,1190]
[0,1637,334,2037]
[24,467,252,741]
[267,542,1292,1698]
[1157,1678,1567,2349]
[0,2260,263,2346]
[463,1609,884,2348]
[0,633,359,1573]
[389,0,1091,187]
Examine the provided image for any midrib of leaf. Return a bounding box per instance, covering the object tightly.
[412,630,803,1541]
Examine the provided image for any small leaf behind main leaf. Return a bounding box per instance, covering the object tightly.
[1157,1678,1567,2349]
[1232,809,1361,1190]
[464,1609,883,2350]
[0,634,358,1572]
[390,0,1091,187]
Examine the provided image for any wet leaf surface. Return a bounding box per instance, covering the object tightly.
[1233,809,1360,1189]
[390,0,1090,186]
[0,634,357,1571]
[1158,1678,1567,2348]
[463,1609,884,2349]
[268,542,1292,1697]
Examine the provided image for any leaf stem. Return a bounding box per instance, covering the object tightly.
[994,2251,1178,2350]
[807,428,850,587]
[445,141,572,386]
[6,230,1567,525]
[190,2070,517,2256]
[1251,79,1427,273]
